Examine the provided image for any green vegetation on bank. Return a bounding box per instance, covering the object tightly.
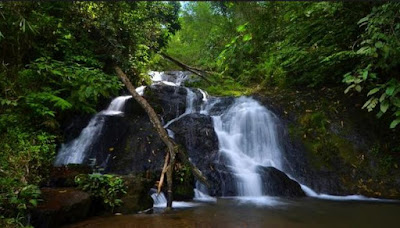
[0,2,179,226]
[75,173,127,212]
[166,2,400,129]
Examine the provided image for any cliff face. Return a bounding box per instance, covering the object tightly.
[254,86,400,199]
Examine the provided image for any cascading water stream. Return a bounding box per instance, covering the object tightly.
[55,70,384,208]
[210,97,283,196]
[54,95,132,166]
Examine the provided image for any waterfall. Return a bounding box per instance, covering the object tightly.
[210,97,283,196]
[54,95,132,166]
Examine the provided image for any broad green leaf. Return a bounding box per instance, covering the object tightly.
[375,41,384,48]
[380,101,389,113]
[393,97,400,108]
[355,85,362,92]
[390,118,400,129]
[358,16,369,25]
[362,98,373,109]
[344,84,355,94]
[362,70,368,80]
[243,34,252,42]
[29,199,38,207]
[367,88,380,96]
[379,93,386,102]
[386,86,395,96]
[236,23,247,32]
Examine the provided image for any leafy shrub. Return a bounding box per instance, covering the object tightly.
[342,3,400,128]
[0,185,41,228]
[75,173,127,211]
[0,127,55,227]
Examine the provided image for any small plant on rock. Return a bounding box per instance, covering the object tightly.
[75,173,127,212]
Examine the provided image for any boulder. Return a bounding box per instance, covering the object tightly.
[48,164,92,187]
[144,84,188,122]
[81,114,166,175]
[169,113,219,170]
[31,188,91,228]
[169,113,235,196]
[115,175,154,214]
[257,166,306,197]
[206,161,237,196]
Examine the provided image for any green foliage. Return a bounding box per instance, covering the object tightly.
[167,2,399,128]
[0,128,55,227]
[75,173,127,211]
[0,1,179,224]
[186,73,251,97]
[165,2,232,70]
[20,57,122,115]
[342,3,400,128]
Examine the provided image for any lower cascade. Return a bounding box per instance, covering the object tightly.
[211,97,283,196]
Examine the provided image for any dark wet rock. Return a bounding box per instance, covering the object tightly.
[257,166,306,197]
[123,95,146,116]
[116,175,154,214]
[31,188,91,228]
[168,113,235,196]
[204,97,235,116]
[207,161,237,196]
[169,113,219,169]
[143,84,187,122]
[48,164,92,187]
[60,114,92,144]
[143,84,203,123]
[87,114,166,175]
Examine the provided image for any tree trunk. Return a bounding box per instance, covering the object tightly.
[160,53,212,84]
[114,66,210,209]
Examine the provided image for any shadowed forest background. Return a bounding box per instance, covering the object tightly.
[1,2,400,227]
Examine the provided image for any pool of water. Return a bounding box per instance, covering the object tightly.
[66,197,400,228]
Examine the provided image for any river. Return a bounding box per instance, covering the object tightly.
[67,198,400,228]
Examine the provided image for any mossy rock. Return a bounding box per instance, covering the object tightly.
[172,162,195,201]
[116,175,154,214]
[49,164,92,187]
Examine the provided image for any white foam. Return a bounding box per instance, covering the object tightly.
[300,184,397,202]
[135,86,146,96]
[151,192,203,208]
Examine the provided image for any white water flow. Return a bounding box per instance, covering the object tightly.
[211,97,283,196]
[54,95,132,166]
[151,191,168,207]
[163,88,197,128]
[151,189,201,208]
[194,181,216,202]
[149,71,189,87]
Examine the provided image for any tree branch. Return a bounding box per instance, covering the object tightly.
[160,53,212,84]
[114,66,210,208]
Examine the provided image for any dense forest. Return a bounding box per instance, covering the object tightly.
[1,1,400,227]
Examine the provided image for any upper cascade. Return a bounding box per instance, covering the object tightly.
[148,71,195,87]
